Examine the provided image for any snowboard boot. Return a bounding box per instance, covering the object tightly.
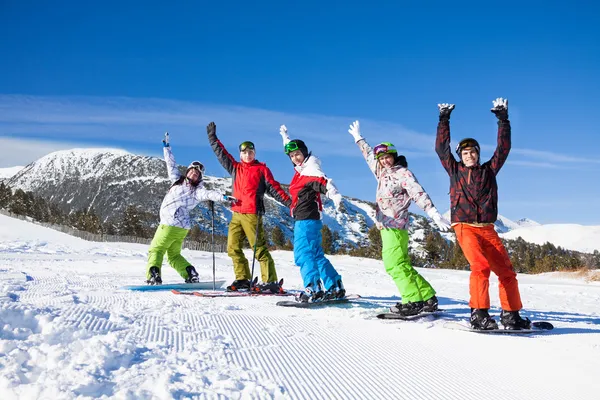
[470,308,499,330]
[226,279,252,292]
[185,266,200,283]
[255,280,285,294]
[390,300,425,316]
[295,281,324,303]
[323,279,346,300]
[146,266,162,285]
[500,310,532,330]
[421,295,439,313]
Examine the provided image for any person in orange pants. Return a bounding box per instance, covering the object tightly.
[435,97,531,330]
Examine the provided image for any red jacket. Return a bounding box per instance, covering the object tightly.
[208,133,291,214]
[435,119,511,224]
[288,155,332,221]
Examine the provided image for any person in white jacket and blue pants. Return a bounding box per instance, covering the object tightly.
[146,133,234,285]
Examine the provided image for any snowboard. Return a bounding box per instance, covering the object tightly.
[171,289,294,298]
[121,280,226,292]
[443,321,554,334]
[276,294,361,308]
[376,310,446,320]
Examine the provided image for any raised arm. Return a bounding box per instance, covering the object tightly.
[488,97,511,175]
[435,103,458,175]
[263,167,292,208]
[162,132,182,183]
[348,120,378,177]
[206,122,238,175]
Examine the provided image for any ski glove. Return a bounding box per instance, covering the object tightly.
[279,124,291,145]
[207,122,216,137]
[438,103,455,120]
[348,120,363,143]
[491,97,509,120]
[223,195,237,204]
[426,208,452,232]
[162,132,170,147]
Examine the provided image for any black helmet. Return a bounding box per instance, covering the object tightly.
[284,139,309,158]
[455,138,480,156]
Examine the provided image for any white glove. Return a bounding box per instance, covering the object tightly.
[426,208,452,232]
[162,132,170,148]
[331,193,343,212]
[223,195,238,204]
[279,124,291,145]
[348,120,363,143]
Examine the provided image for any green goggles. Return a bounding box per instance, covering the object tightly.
[239,141,255,152]
[284,141,301,155]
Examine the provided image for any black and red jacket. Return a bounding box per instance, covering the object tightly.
[435,118,511,224]
[288,155,336,221]
[208,133,291,214]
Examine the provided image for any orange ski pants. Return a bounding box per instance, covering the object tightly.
[454,223,523,311]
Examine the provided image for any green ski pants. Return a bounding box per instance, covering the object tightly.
[146,224,192,280]
[381,228,436,303]
[227,212,277,283]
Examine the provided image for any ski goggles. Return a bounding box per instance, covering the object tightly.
[187,161,205,173]
[373,143,397,159]
[239,141,255,152]
[284,141,301,155]
[455,139,480,155]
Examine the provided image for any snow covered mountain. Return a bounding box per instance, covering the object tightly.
[0,166,24,181]
[501,224,600,254]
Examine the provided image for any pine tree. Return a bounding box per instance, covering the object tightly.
[120,205,148,237]
[271,225,286,248]
[321,224,334,254]
[0,182,12,208]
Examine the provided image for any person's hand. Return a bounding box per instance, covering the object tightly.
[491,97,509,120]
[438,103,455,120]
[223,195,237,204]
[162,132,170,147]
[280,124,291,145]
[207,122,216,136]
[426,208,452,231]
[348,120,363,143]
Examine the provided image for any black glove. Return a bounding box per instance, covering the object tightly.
[491,97,509,120]
[207,122,216,136]
[438,103,455,120]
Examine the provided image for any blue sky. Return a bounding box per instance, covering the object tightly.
[1,1,599,224]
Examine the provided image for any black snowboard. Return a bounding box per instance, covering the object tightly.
[444,320,554,334]
[376,310,446,320]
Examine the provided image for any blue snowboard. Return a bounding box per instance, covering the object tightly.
[122,280,226,292]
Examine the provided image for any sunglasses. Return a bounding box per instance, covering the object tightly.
[239,141,255,152]
[187,161,205,173]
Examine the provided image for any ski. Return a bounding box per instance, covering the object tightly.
[276,294,361,308]
[376,310,446,320]
[443,320,554,334]
[121,280,226,292]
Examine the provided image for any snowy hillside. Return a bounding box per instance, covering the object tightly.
[4,148,435,251]
[1,214,599,399]
[502,224,600,253]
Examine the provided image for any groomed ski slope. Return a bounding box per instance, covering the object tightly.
[1,214,599,400]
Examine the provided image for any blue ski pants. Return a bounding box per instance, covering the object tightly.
[293,219,341,291]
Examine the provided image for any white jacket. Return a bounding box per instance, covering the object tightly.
[159,147,223,229]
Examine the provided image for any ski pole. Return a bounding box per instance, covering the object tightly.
[249,210,262,287]
[210,201,216,291]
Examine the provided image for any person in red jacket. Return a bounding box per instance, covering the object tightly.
[207,122,292,292]
[435,97,531,330]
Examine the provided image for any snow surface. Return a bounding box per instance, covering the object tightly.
[502,223,600,253]
[1,214,600,400]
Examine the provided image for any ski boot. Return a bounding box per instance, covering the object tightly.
[390,300,425,316]
[185,266,200,283]
[323,279,346,300]
[226,279,252,292]
[500,310,531,330]
[146,266,162,285]
[295,282,324,303]
[421,295,439,313]
[470,308,499,330]
[254,280,285,294]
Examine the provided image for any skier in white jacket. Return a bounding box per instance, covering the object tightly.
[146,133,234,285]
